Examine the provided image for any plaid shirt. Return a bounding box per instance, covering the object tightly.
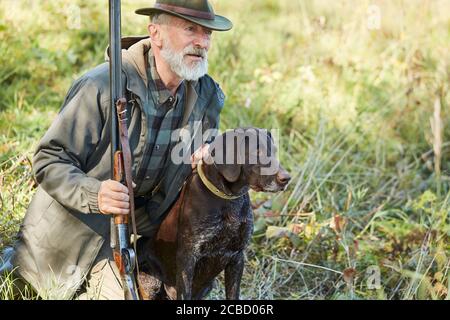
[134,48,185,197]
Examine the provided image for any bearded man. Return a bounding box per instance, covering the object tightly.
[1,0,232,300]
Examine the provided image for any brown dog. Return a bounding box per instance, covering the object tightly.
[137,128,291,300]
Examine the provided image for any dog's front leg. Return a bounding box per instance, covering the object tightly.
[176,251,196,300]
[225,252,245,300]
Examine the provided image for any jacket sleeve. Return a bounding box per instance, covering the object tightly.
[32,77,106,214]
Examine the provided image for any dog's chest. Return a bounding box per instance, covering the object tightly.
[192,198,253,258]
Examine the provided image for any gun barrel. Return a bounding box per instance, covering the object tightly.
[109,0,122,165]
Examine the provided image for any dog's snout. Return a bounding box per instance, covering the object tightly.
[276,170,291,186]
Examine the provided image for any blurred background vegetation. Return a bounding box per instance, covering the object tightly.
[0,0,449,299]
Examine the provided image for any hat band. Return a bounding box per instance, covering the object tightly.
[155,3,215,20]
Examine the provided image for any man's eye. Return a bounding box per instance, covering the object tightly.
[185,26,195,31]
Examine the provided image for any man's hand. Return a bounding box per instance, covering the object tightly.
[98,180,134,215]
[191,144,210,169]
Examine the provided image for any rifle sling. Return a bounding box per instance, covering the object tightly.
[116,98,140,280]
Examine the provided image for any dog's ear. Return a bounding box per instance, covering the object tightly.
[218,164,242,183]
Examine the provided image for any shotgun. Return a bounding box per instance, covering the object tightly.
[108,0,139,300]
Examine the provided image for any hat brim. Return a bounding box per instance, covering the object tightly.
[135,7,233,31]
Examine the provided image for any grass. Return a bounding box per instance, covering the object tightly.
[1,0,449,300]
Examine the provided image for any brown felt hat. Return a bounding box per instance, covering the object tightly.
[135,0,233,31]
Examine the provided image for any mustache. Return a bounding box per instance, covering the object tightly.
[183,46,208,59]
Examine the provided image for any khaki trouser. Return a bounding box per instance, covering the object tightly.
[75,202,160,300]
[76,241,123,300]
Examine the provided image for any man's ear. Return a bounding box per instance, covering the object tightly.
[218,164,242,183]
[148,24,163,47]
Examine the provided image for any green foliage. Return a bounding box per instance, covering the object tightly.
[1,0,449,300]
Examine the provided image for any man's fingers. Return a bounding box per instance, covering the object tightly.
[107,180,129,193]
[107,179,136,191]
[191,144,210,167]
[198,144,210,161]
[98,180,133,215]
[102,206,129,215]
[107,191,130,202]
[109,199,130,209]
[201,144,210,158]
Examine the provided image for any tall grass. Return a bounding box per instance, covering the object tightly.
[1,0,449,299]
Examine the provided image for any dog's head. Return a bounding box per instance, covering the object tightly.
[205,128,291,193]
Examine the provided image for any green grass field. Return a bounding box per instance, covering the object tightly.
[0,0,449,300]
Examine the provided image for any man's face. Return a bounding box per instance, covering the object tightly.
[159,16,213,81]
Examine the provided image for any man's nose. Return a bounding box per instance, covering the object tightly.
[193,33,210,50]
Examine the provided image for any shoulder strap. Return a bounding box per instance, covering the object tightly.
[115,98,140,297]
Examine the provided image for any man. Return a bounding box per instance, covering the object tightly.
[1,0,232,300]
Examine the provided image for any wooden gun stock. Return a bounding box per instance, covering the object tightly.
[113,150,128,226]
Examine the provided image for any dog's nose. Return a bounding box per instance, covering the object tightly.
[276,170,291,186]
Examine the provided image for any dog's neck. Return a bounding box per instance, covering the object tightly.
[200,162,249,198]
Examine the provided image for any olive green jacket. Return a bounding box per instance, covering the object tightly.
[11,37,225,299]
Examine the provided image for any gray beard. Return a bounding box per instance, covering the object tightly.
[160,39,208,81]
